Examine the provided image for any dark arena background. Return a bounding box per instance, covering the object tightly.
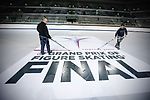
[0,0,150,100]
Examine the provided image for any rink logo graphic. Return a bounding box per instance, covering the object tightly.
[63,37,88,48]
[5,51,150,84]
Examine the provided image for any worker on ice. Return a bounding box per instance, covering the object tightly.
[37,16,52,55]
[115,23,127,50]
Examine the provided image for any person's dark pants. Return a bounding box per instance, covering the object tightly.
[115,36,124,50]
[39,35,50,54]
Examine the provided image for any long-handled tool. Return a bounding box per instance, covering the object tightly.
[50,38,70,51]
[97,38,115,50]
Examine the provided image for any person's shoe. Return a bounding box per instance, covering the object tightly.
[48,50,52,55]
[41,52,46,55]
[115,45,120,50]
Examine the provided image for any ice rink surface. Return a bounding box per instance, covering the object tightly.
[0,24,150,73]
[0,24,150,100]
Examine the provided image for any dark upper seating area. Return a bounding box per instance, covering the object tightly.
[0,0,150,27]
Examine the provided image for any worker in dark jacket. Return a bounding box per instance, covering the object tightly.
[115,24,127,50]
[37,16,52,55]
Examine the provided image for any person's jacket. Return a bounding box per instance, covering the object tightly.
[37,22,51,38]
[115,28,127,37]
